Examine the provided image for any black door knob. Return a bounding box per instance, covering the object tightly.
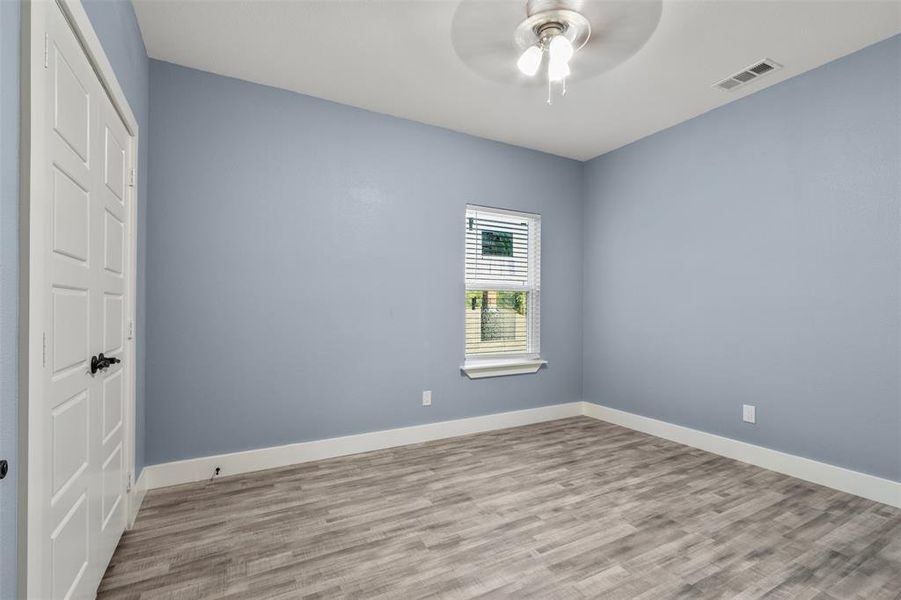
[90,353,121,374]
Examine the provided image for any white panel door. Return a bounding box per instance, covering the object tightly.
[94,76,130,570]
[40,3,131,597]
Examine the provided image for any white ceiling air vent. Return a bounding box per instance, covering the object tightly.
[714,59,782,92]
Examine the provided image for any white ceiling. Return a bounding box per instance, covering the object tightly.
[132,0,900,161]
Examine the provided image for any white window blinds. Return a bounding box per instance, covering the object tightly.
[464,205,541,358]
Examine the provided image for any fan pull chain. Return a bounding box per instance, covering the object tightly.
[547,79,552,105]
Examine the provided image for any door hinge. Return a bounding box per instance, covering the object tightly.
[129,168,136,188]
[126,472,133,493]
[127,320,135,340]
[42,332,47,368]
[43,33,49,69]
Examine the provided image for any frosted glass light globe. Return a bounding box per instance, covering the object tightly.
[549,35,573,64]
[517,45,542,76]
[548,58,571,82]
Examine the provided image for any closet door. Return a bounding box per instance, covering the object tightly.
[94,70,130,572]
[40,2,130,596]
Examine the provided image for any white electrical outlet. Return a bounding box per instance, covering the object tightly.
[742,404,756,424]
[422,390,432,406]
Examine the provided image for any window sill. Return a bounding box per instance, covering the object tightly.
[461,357,547,379]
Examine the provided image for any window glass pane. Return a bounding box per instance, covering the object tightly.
[465,212,530,287]
[481,230,514,257]
[465,290,528,355]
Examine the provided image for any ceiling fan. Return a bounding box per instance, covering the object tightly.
[451,0,663,104]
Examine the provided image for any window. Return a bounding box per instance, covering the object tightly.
[462,205,545,378]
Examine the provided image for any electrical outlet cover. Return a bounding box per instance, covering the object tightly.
[742,404,756,424]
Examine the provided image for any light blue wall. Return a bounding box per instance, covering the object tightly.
[1,2,20,596]
[146,60,584,465]
[82,0,150,475]
[582,35,901,482]
[0,1,148,594]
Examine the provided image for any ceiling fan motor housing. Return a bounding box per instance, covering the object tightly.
[515,0,592,52]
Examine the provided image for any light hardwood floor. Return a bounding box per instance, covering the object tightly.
[98,417,901,599]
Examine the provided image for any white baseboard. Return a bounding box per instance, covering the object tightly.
[140,400,899,509]
[127,469,147,528]
[581,402,901,508]
[144,402,583,490]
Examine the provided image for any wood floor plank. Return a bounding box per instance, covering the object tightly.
[98,417,901,599]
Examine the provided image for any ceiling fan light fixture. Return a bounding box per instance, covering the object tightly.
[548,34,573,65]
[511,2,592,103]
[517,45,543,76]
[547,56,570,82]
[450,0,663,104]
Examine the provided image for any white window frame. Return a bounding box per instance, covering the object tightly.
[461,205,546,379]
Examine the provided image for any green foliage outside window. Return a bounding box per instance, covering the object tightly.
[465,291,525,316]
[497,291,526,316]
[465,291,527,342]
[481,230,513,257]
